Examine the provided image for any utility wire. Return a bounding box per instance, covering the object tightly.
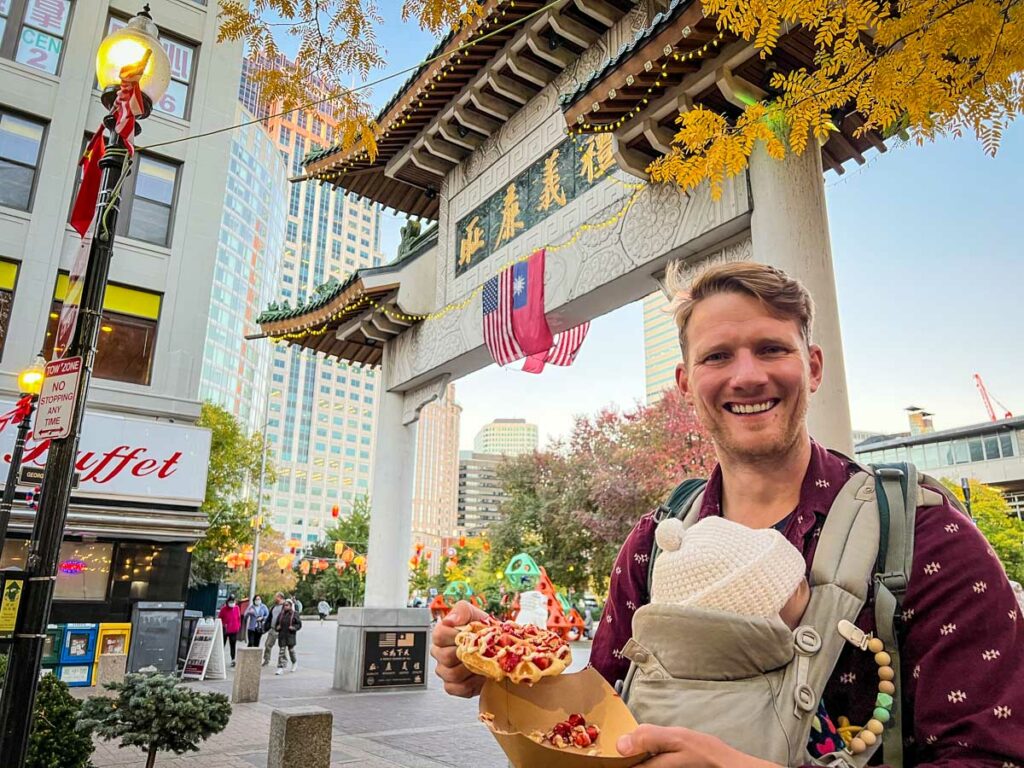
[141,0,563,152]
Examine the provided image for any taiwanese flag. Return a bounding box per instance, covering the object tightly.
[69,130,106,238]
[510,249,553,356]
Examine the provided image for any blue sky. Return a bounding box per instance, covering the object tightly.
[294,13,1024,450]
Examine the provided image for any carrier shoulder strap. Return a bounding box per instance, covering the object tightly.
[646,478,708,597]
[869,462,919,768]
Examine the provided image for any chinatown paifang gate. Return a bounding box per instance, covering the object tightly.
[258,0,878,690]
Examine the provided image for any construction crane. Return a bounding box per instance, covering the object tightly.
[973,373,1014,422]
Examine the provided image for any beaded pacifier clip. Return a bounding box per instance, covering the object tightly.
[835,619,896,756]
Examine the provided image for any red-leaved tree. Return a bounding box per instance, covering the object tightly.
[489,389,716,593]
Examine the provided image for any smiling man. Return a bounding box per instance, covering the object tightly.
[587,261,1024,767]
[431,261,1024,768]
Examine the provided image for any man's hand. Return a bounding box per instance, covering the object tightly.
[430,600,489,698]
[617,725,782,768]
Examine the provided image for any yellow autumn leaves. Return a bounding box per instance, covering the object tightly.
[652,0,1023,197]
[219,0,1022,196]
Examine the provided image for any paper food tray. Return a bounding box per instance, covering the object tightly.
[479,667,648,768]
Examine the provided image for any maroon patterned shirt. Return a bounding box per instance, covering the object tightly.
[591,441,1024,767]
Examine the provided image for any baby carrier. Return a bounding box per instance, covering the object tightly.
[619,463,954,768]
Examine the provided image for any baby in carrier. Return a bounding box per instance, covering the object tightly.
[621,516,857,766]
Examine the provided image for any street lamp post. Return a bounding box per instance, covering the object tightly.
[0,9,170,765]
[0,355,46,561]
[247,389,275,600]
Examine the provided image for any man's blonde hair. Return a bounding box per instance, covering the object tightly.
[667,260,815,361]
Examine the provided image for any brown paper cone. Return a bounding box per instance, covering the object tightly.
[479,667,648,768]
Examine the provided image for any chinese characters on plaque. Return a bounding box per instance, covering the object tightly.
[361,630,427,689]
[455,134,616,276]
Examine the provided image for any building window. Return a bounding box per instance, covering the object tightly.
[107,17,197,119]
[1,539,113,600]
[0,109,44,211]
[0,0,74,75]
[43,275,161,385]
[119,154,180,246]
[0,259,19,360]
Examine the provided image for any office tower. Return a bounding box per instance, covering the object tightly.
[411,383,461,570]
[0,1,243,623]
[245,58,386,546]
[200,102,287,431]
[473,418,538,457]
[457,451,509,537]
[643,291,681,403]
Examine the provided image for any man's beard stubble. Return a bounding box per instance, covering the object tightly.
[694,386,811,467]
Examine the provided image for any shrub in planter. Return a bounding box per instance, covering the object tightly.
[0,653,95,768]
[79,672,231,768]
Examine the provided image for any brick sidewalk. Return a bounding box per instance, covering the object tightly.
[86,666,506,768]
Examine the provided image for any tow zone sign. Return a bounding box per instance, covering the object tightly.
[33,357,83,440]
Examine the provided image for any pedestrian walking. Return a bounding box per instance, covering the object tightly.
[274,598,301,675]
[261,592,285,666]
[317,599,330,623]
[217,594,241,667]
[244,594,269,647]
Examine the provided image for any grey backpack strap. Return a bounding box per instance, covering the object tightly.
[646,479,708,594]
[870,462,918,768]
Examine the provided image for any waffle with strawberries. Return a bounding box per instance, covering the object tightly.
[456,619,572,684]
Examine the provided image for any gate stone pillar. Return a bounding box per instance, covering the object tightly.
[749,143,853,454]
[363,383,418,608]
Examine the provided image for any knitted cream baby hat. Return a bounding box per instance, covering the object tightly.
[651,516,807,617]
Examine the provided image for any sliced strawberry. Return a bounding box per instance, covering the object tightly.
[567,713,586,728]
[552,721,571,737]
[533,656,552,670]
[573,730,592,748]
[499,652,522,673]
[586,725,599,741]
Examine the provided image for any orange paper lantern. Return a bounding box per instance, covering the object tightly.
[458,536,467,548]
[331,504,340,518]
[342,548,355,564]
[299,560,310,575]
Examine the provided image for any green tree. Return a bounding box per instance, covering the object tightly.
[488,389,715,595]
[191,403,276,586]
[0,656,94,768]
[293,496,371,608]
[80,673,231,768]
[942,478,1024,583]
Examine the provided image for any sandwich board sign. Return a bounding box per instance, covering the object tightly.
[182,618,226,681]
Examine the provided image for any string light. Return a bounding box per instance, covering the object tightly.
[565,31,727,138]
[308,0,566,183]
[266,184,647,340]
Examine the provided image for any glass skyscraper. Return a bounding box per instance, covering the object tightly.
[200,102,287,431]
[247,61,386,545]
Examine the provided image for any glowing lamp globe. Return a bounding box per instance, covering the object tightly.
[17,355,45,396]
[96,7,171,116]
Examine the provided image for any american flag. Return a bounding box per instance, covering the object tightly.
[482,267,524,366]
[548,322,590,366]
[522,321,590,373]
